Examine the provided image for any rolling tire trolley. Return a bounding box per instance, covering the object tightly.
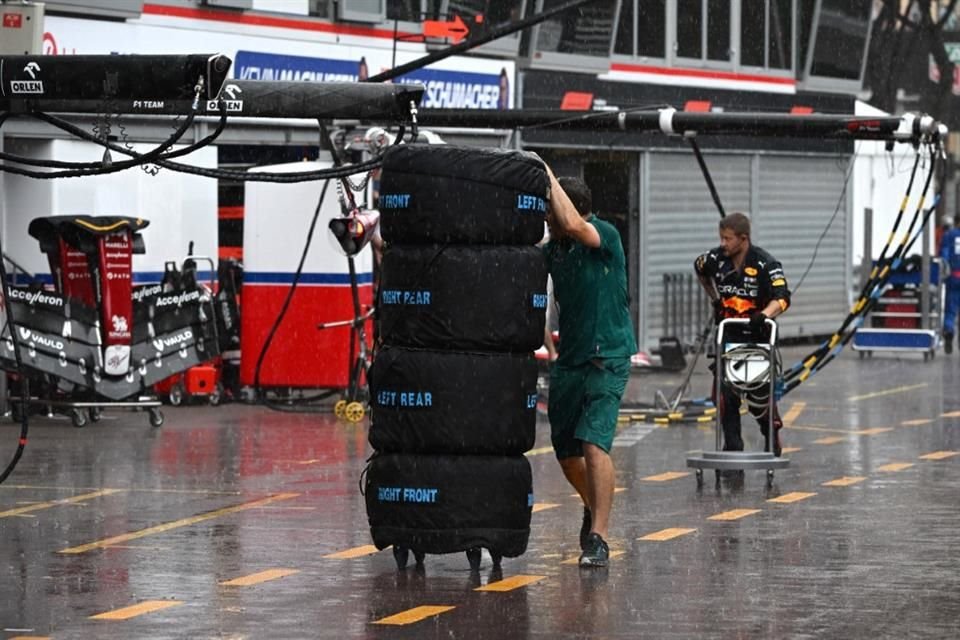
[686,317,789,490]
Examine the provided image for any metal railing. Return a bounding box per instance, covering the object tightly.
[662,272,712,349]
[3,253,34,285]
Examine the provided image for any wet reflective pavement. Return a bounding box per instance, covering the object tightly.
[1,346,959,639]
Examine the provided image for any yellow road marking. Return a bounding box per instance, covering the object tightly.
[561,550,625,565]
[59,493,299,554]
[782,401,806,426]
[848,383,927,402]
[855,428,894,435]
[878,462,914,472]
[323,545,380,559]
[814,436,845,445]
[532,502,560,513]
[475,575,545,592]
[781,447,803,454]
[639,527,696,541]
[767,492,816,504]
[919,450,959,460]
[787,425,851,433]
[614,487,627,493]
[372,605,456,626]
[708,508,761,521]
[90,600,183,621]
[822,476,866,487]
[901,418,932,426]
[642,471,690,482]
[940,410,960,418]
[0,489,122,519]
[9,636,51,639]
[0,484,239,496]
[220,568,300,586]
[525,446,554,457]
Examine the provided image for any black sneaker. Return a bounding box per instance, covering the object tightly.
[579,507,592,551]
[579,533,609,568]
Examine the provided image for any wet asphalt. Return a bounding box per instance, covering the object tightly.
[1,345,958,639]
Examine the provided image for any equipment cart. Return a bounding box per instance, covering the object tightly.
[852,258,943,360]
[686,318,790,489]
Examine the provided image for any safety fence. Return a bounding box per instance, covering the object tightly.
[661,272,712,350]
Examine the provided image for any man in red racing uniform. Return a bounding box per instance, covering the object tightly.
[694,212,791,456]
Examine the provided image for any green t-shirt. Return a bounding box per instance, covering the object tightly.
[543,217,637,366]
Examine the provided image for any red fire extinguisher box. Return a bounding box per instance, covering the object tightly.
[240,161,374,389]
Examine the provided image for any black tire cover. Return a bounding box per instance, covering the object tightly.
[378,245,547,352]
[378,144,547,246]
[365,452,532,557]
[369,346,538,455]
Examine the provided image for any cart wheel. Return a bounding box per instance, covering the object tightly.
[923,351,930,362]
[149,408,164,428]
[333,399,347,418]
[766,469,775,489]
[209,383,224,407]
[413,550,426,566]
[70,408,87,429]
[88,407,102,423]
[695,469,704,488]
[466,547,482,572]
[344,402,365,423]
[714,469,721,489]
[169,383,184,406]
[490,551,502,570]
[858,351,865,360]
[393,546,409,570]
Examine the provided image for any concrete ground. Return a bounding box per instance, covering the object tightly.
[1,344,958,639]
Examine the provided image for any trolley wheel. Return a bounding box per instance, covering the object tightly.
[88,407,102,423]
[393,546,409,570]
[333,399,347,418]
[344,401,365,423]
[209,383,223,407]
[413,550,425,566]
[858,351,865,360]
[923,351,930,362]
[70,408,87,428]
[169,383,185,406]
[695,469,704,488]
[766,469,775,488]
[149,408,164,428]
[714,469,721,489]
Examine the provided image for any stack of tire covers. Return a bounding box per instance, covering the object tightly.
[365,145,549,562]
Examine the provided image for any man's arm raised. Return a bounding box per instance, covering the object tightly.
[545,165,601,249]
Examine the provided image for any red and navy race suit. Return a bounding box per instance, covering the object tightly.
[694,244,791,452]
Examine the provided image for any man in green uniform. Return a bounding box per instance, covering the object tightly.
[542,169,637,567]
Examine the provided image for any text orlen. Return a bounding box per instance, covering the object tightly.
[378,486,439,504]
[381,289,431,305]
[376,390,433,408]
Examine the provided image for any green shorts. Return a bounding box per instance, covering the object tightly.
[548,357,631,459]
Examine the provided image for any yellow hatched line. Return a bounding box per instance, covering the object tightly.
[787,425,850,433]
[814,436,845,445]
[782,401,806,426]
[901,418,933,426]
[90,600,183,621]
[524,446,554,457]
[220,568,299,586]
[59,492,299,554]
[642,471,690,482]
[0,489,122,519]
[822,476,866,487]
[323,545,380,559]
[781,447,803,454]
[561,550,625,565]
[919,450,959,460]
[0,484,240,496]
[475,575,545,592]
[639,527,696,541]
[767,492,816,504]
[708,508,761,521]
[532,502,560,513]
[855,428,894,436]
[848,383,927,402]
[941,410,960,418]
[9,636,51,639]
[372,605,456,626]
[878,462,914,472]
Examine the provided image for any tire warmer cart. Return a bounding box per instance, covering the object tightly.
[686,318,790,489]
